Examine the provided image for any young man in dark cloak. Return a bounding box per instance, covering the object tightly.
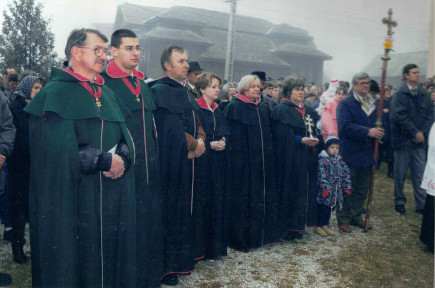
[101,29,163,288]
[24,29,137,288]
[271,76,322,240]
[148,45,206,286]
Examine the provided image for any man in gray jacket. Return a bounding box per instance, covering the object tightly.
[390,64,434,214]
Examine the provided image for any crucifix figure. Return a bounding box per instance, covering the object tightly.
[304,114,315,138]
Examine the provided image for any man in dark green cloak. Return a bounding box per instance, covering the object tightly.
[101,29,163,288]
[24,28,137,288]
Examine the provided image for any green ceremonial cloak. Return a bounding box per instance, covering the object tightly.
[101,61,163,288]
[24,67,137,288]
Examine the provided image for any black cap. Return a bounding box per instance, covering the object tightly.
[188,61,203,73]
[251,71,266,81]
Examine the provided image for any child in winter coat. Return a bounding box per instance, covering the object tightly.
[314,135,351,237]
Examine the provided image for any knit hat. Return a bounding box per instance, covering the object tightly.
[325,135,340,150]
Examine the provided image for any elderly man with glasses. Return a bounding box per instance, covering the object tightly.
[24,28,137,287]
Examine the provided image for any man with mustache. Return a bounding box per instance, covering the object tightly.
[101,29,163,288]
[24,28,137,287]
[148,45,206,286]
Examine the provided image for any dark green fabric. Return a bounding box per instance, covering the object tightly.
[27,67,137,288]
[101,70,163,288]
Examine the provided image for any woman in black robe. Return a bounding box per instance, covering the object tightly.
[224,74,280,252]
[193,73,230,260]
[8,76,43,263]
[271,76,322,240]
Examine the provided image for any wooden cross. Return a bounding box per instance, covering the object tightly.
[304,114,315,138]
[382,9,397,37]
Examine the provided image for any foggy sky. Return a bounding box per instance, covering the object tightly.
[0,0,432,83]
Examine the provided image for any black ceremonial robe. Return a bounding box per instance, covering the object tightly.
[148,76,201,275]
[224,94,280,252]
[194,97,230,259]
[24,68,137,288]
[271,99,321,233]
[101,60,163,288]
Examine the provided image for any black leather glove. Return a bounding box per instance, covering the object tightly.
[115,138,131,174]
[78,145,112,174]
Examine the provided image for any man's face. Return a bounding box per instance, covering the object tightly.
[6,68,15,77]
[111,37,140,73]
[8,81,18,91]
[165,51,189,82]
[404,68,420,84]
[187,70,202,85]
[353,78,370,96]
[76,33,108,74]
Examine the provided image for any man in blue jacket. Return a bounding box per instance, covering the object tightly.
[390,64,434,215]
[336,72,384,232]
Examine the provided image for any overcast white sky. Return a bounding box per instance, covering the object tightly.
[0,0,432,82]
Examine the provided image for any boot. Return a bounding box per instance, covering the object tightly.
[11,241,26,264]
[314,226,328,237]
[322,225,335,236]
[387,161,394,179]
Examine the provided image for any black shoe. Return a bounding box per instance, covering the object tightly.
[11,242,27,264]
[415,209,424,214]
[395,205,406,215]
[161,274,178,286]
[282,231,303,241]
[0,273,12,286]
[3,229,12,242]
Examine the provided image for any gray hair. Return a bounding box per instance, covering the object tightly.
[351,72,370,85]
[64,28,108,65]
[222,82,237,93]
[160,45,189,71]
[238,75,260,95]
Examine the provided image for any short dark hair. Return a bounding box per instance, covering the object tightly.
[402,64,418,76]
[281,76,304,101]
[110,29,137,48]
[8,73,18,83]
[64,28,108,64]
[160,45,186,71]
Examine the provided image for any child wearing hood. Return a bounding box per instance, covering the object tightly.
[314,135,351,237]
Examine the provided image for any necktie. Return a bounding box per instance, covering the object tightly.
[362,97,369,111]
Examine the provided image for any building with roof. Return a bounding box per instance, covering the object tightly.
[97,3,332,83]
[363,50,429,88]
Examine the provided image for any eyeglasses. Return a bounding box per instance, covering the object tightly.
[121,46,141,53]
[78,46,111,57]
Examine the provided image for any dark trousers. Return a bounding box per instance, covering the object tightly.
[317,204,331,227]
[394,148,426,210]
[336,166,371,225]
[0,167,11,228]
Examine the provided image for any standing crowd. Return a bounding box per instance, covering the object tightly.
[0,27,433,288]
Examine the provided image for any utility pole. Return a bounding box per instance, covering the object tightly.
[224,0,237,82]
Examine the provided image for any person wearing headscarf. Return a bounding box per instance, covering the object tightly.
[8,76,43,264]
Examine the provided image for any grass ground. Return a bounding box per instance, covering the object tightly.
[0,165,433,287]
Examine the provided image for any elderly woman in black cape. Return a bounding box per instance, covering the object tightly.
[271,76,323,241]
[191,72,230,260]
[224,74,280,252]
[8,76,43,263]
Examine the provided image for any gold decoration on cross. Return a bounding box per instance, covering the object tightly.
[381,9,397,60]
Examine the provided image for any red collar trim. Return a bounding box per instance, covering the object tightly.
[196,96,218,111]
[62,68,104,85]
[280,98,291,103]
[106,60,144,79]
[234,93,260,105]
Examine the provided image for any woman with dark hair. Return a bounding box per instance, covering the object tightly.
[8,76,43,263]
[192,72,230,260]
[224,74,280,252]
[271,76,323,241]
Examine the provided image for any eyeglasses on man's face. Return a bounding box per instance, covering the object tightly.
[78,46,111,57]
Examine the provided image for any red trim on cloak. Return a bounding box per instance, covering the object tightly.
[234,93,260,105]
[62,68,104,85]
[161,270,195,279]
[105,60,145,79]
[280,98,305,116]
[195,96,218,111]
